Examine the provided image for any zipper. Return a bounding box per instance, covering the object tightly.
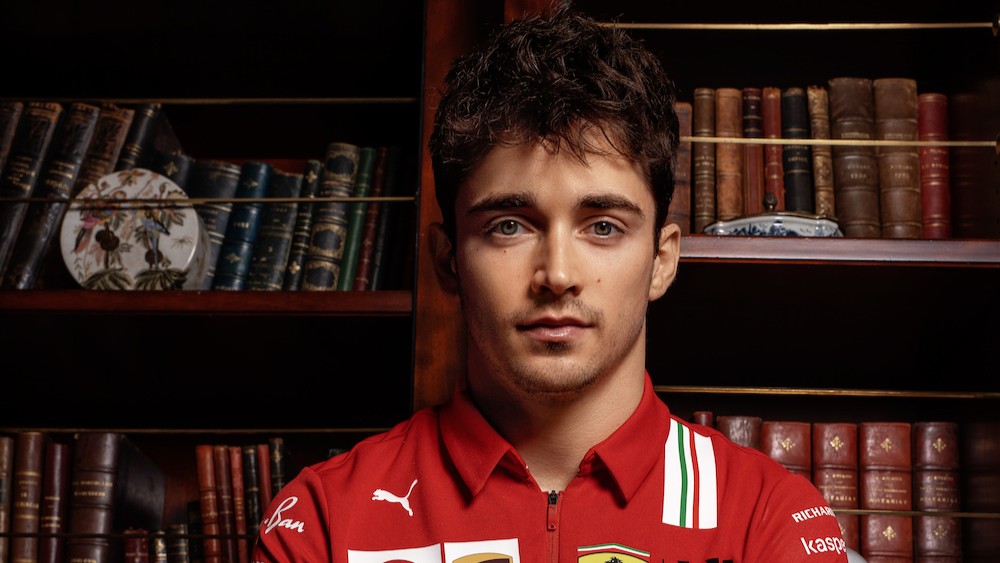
[547,490,559,562]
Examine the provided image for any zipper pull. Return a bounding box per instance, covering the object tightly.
[547,490,558,531]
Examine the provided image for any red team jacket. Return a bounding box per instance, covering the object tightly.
[253,374,848,563]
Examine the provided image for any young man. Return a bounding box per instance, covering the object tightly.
[253,4,849,562]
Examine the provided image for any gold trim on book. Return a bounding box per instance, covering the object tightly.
[681,135,996,147]
[602,22,992,31]
[653,385,1000,400]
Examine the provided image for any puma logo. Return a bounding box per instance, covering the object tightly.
[372,478,418,516]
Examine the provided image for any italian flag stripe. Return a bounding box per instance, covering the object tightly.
[662,419,718,529]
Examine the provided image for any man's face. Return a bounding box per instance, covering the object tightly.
[448,137,679,400]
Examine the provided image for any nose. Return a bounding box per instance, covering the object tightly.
[529,228,580,297]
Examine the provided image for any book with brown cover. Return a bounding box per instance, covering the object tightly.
[961,421,1000,561]
[859,421,913,562]
[692,87,716,233]
[742,87,765,215]
[715,415,762,450]
[874,77,921,239]
[917,92,952,239]
[761,86,785,211]
[781,87,815,213]
[74,103,135,195]
[11,431,46,563]
[256,444,273,513]
[124,528,150,563]
[715,87,744,221]
[302,141,361,290]
[38,439,70,563]
[760,420,811,479]
[240,446,262,540]
[828,77,881,238]
[227,446,248,563]
[0,434,12,563]
[194,445,222,563]
[212,445,238,563]
[813,422,860,551]
[0,101,24,175]
[913,421,961,562]
[807,85,836,218]
[668,102,693,234]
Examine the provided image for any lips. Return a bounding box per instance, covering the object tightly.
[517,316,590,342]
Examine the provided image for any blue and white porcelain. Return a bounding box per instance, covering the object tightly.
[704,212,844,237]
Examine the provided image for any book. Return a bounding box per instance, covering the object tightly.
[812,422,860,552]
[115,102,163,171]
[186,501,205,563]
[807,85,836,218]
[353,146,391,290]
[74,102,136,195]
[760,420,811,479]
[212,445,238,563]
[338,146,377,290]
[761,86,785,211]
[873,77,921,239]
[213,161,273,291]
[0,101,63,278]
[714,87,744,221]
[194,445,222,563]
[302,141,361,290]
[667,101,693,234]
[166,522,191,563]
[917,92,952,239]
[268,437,287,495]
[691,411,714,428]
[281,159,322,291]
[948,93,1000,238]
[239,446,262,541]
[151,532,169,563]
[256,444,273,514]
[367,146,405,291]
[691,87,717,233]
[859,421,913,562]
[714,415,762,450]
[246,168,303,291]
[741,87,765,215]
[780,87,815,213]
[124,528,150,563]
[828,77,881,238]
[147,150,196,192]
[3,102,101,290]
[0,434,12,563]
[227,446,248,563]
[961,421,1000,561]
[38,439,71,563]
[187,160,243,289]
[913,421,961,562]
[10,431,46,563]
[0,100,24,175]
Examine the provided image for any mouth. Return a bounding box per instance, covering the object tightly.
[517,316,590,343]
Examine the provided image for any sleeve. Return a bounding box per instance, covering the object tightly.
[744,473,850,563]
[252,466,332,563]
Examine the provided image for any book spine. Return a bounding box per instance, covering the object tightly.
[267,437,286,496]
[227,446,248,563]
[246,169,303,291]
[38,440,70,563]
[959,422,1000,561]
[213,161,273,291]
[151,532,169,563]
[353,147,390,290]
[211,446,237,563]
[828,77,881,238]
[948,93,999,238]
[0,435,13,563]
[74,103,135,195]
[761,87,785,211]
[741,87,765,215]
[859,422,913,561]
[194,445,222,563]
[913,421,961,561]
[147,150,196,192]
[780,87,815,213]
[917,92,952,239]
[874,77,921,239]
[189,160,243,289]
[281,159,322,291]
[124,528,150,563]
[812,422,860,552]
[714,87,744,221]
[714,415,762,450]
[186,501,205,563]
[337,146,377,290]
[368,147,405,291]
[0,101,63,278]
[256,444,272,513]
[11,431,46,563]
[691,88,716,233]
[66,432,123,563]
[302,141,361,290]
[166,522,191,563]
[115,103,162,171]
[668,102,693,235]
[0,101,25,174]
[3,102,101,289]
[760,420,812,479]
[807,85,836,218]
[239,446,261,539]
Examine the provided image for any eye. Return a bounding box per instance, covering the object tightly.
[592,221,619,237]
[487,219,522,236]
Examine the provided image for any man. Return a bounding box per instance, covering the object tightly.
[253,4,849,562]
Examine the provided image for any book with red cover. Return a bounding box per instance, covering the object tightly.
[194,445,222,563]
[228,446,249,563]
[124,528,150,563]
[667,102,693,234]
[760,420,811,479]
[715,87,744,221]
[691,87,716,233]
[761,86,785,211]
[917,92,952,239]
[741,87,765,215]
[39,439,71,563]
[859,422,913,562]
[874,77,921,239]
[11,431,46,563]
[257,443,273,513]
[353,146,391,289]
[715,415,762,450]
[813,422,860,551]
[828,77,881,238]
[807,85,836,218]
[212,445,238,563]
[913,421,961,562]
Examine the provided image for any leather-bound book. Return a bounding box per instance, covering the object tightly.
[11,431,46,563]
[256,443,272,513]
[859,422,913,562]
[961,421,1000,561]
[151,532,169,563]
[813,422,860,551]
[211,446,238,563]
[74,103,135,194]
[781,87,815,213]
[240,445,262,538]
[246,169,303,291]
[692,411,714,428]
[302,141,361,290]
[166,522,191,563]
[0,101,63,278]
[115,102,162,171]
[38,440,70,563]
[338,146,377,290]
[282,159,322,291]
[227,446,248,563]
[368,146,405,291]
[917,93,952,239]
[742,87,765,215]
[188,160,242,289]
[874,77,921,239]
[124,528,150,563]
[691,87,716,232]
[194,445,222,563]
[715,415,762,450]
[807,85,836,218]
[0,101,25,174]
[948,93,1000,238]
[0,434,12,563]
[213,161,273,291]
[760,420,811,479]
[354,147,391,290]
[828,77,881,238]
[147,149,196,191]
[268,437,287,495]
[913,421,961,562]
[715,87,744,221]
[667,102,693,234]
[186,501,205,563]
[3,102,100,289]
[761,87,786,211]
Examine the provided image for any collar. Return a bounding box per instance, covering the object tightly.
[440,372,671,503]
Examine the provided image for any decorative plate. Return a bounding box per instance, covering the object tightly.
[704,212,844,237]
[60,168,211,290]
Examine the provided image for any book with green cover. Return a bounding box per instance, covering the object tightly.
[337,146,376,290]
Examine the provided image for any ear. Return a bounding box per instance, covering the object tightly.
[648,222,681,301]
[428,222,460,295]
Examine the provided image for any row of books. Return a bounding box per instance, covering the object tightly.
[695,413,1000,561]
[0,100,414,292]
[668,78,997,240]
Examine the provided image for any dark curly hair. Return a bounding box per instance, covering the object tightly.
[429,1,680,246]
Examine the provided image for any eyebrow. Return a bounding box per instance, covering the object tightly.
[466,191,646,219]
